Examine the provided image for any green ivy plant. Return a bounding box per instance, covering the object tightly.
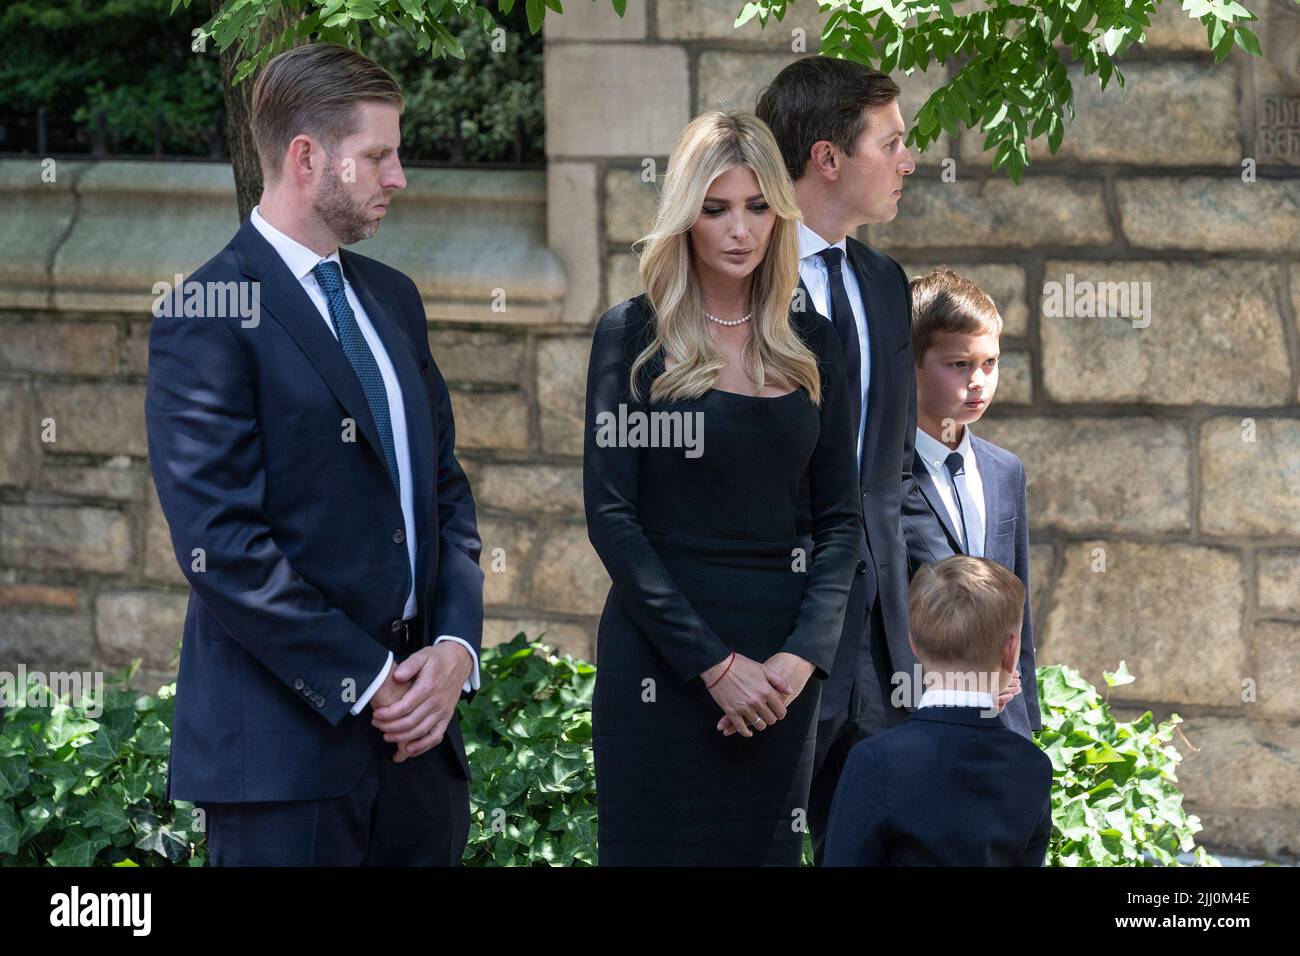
[0,644,1213,868]
[1036,661,1217,867]
[459,632,597,865]
[0,661,204,867]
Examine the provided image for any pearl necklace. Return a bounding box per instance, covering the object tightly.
[704,310,752,326]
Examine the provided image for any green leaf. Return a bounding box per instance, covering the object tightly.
[19,798,55,842]
[45,708,98,750]
[48,827,111,867]
[131,720,171,759]
[135,824,191,864]
[1103,660,1136,687]
[1233,27,1262,57]
[0,801,18,855]
[524,0,545,33]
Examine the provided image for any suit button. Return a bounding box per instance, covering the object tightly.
[390,619,403,632]
[392,528,405,544]
[294,678,304,690]
[856,559,867,574]
[315,697,325,708]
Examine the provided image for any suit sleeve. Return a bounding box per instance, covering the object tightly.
[582,311,732,682]
[781,319,865,678]
[1012,458,1041,730]
[1020,793,1053,866]
[145,299,389,727]
[824,742,887,866]
[896,261,919,502]
[891,259,922,688]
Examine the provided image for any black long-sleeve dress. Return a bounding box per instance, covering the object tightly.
[582,293,863,866]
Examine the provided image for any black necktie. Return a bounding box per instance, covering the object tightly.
[816,247,862,449]
[944,451,970,553]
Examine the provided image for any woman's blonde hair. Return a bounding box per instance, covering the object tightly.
[630,111,820,405]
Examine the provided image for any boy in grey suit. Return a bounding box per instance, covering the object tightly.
[901,268,1040,738]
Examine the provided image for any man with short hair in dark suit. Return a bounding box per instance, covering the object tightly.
[755,55,919,865]
[145,43,484,866]
[825,556,1053,866]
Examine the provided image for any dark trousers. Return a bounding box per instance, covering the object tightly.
[200,626,470,867]
[808,598,903,866]
[200,726,469,866]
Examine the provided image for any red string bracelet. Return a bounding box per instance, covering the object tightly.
[705,650,736,689]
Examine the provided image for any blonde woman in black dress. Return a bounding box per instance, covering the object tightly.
[583,111,862,865]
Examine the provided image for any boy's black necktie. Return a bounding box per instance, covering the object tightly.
[944,451,971,553]
[816,247,862,446]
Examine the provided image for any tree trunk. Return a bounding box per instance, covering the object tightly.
[212,1,304,220]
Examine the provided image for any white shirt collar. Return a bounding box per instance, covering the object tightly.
[918,687,996,710]
[916,424,975,473]
[796,220,848,264]
[250,205,341,283]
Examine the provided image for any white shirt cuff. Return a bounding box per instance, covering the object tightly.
[351,651,393,715]
[434,635,480,693]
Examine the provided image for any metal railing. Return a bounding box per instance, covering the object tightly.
[0,106,542,168]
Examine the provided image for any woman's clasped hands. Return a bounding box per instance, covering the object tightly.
[701,650,816,738]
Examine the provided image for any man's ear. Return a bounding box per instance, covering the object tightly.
[807,140,839,180]
[285,134,320,183]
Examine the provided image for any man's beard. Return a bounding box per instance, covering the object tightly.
[313,160,382,245]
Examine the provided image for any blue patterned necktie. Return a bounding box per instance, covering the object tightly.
[312,259,411,596]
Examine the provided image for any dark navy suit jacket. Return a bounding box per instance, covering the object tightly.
[824,705,1053,866]
[796,236,918,730]
[145,218,484,803]
[902,433,1041,737]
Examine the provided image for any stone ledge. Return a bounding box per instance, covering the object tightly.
[0,159,566,325]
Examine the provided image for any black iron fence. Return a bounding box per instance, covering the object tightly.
[0,106,541,168]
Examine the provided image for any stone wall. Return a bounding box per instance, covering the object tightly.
[0,0,1297,862]
[543,1,1300,861]
[0,161,589,692]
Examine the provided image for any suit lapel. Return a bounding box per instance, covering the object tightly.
[342,250,436,603]
[847,240,894,483]
[232,221,436,607]
[795,274,865,484]
[233,221,388,466]
[913,448,965,553]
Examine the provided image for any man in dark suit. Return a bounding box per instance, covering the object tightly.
[901,267,1040,738]
[756,56,918,864]
[825,556,1053,866]
[145,43,484,866]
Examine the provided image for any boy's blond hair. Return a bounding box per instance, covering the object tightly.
[908,555,1024,673]
[909,267,1003,365]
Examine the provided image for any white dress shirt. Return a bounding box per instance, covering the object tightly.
[915,425,986,558]
[796,220,871,467]
[250,207,479,709]
[918,687,996,710]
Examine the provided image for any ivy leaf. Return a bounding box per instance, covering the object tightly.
[0,802,19,855]
[1103,660,1135,687]
[48,827,111,867]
